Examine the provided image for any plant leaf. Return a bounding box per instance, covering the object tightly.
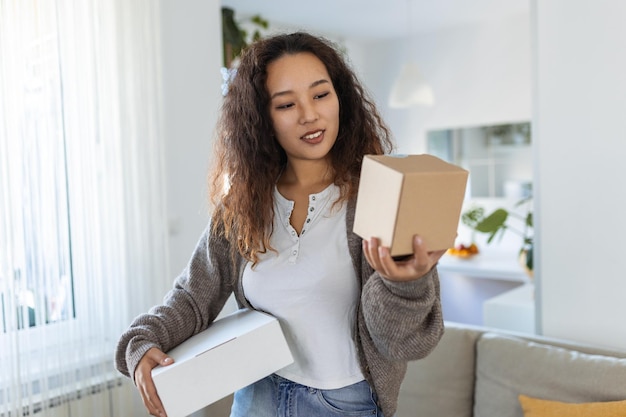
[475,208,508,234]
[251,15,269,29]
[526,212,533,228]
[515,196,532,207]
[222,8,244,45]
[461,206,484,228]
[222,7,247,67]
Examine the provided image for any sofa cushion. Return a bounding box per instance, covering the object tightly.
[518,394,626,417]
[396,322,483,417]
[473,332,626,417]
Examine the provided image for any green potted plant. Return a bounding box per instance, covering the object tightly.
[461,196,534,275]
[220,7,269,96]
[221,7,269,69]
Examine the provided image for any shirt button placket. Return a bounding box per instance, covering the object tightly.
[304,195,316,236]
[289,246,298,263]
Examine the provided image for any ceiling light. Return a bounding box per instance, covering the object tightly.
[387,0,434,109]
[388,62,434,108]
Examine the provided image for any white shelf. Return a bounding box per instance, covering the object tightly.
[438,251,530,282]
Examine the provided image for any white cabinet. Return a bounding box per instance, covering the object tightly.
[483,284,535,334]
[437,252,529,326]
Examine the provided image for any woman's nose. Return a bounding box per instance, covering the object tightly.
[299,100,319,124]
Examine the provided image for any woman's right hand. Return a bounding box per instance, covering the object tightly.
[134,347,174,417]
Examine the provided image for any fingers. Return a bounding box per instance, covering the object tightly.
[363,238,386,278]
[363,237,408,280]
[363,235,441,282]
[410,236,445,277]
[429,248,448,264]
[151,348,174,367]
[134,348,173,417]
[411,236,429,267]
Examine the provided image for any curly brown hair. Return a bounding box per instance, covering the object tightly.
[209,32,394,265]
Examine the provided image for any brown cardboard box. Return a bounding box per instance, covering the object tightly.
[152,309,293,417]
[353,154,469,256]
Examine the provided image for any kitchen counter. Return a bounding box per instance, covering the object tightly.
[438,250,530,282]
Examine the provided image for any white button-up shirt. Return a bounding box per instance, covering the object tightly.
[242,184,364,389]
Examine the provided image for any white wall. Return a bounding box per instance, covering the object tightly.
[157,2,226,415]
[159,0,223,280]
[533,0,626,350]
[346,13,532,154]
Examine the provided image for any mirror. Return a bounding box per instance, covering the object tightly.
[427,122,532,199]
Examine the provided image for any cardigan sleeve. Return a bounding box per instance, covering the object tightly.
[360,266,444,361]
[345,196,444,362]
[114,221,236,379]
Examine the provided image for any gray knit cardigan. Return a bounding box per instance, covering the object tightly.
[115,197,444,417]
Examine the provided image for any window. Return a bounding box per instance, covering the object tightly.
[1,21,74,333]
[0,2,168,414]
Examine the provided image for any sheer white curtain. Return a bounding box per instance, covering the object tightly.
[0,1,168,415]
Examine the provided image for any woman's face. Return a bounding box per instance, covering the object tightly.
[266,52,340,164]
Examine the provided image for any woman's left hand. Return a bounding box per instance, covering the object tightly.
[363,235,447,282]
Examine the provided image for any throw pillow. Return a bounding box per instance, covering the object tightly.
[519,394,626,417]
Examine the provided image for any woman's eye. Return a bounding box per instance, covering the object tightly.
[275,103,294,110]
[314,92,329,100]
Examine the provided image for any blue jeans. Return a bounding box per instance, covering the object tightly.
[230,374,383,417]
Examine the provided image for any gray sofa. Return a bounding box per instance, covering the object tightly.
[396,321,626,417]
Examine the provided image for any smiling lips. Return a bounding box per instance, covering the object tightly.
[301,129,324,144]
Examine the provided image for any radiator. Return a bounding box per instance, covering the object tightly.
[0,377,145,417]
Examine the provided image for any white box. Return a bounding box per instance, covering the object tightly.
[152,309,293,417]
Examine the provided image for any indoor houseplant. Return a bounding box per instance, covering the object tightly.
[221,7,269,95]
[222,7,269,69]
[461,196,534,275]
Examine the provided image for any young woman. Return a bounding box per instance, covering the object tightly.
[115,32,446,417]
